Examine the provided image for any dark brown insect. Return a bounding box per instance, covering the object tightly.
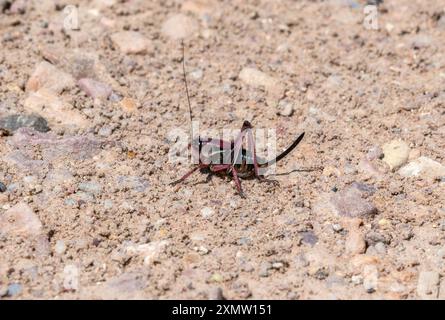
[170,42,306,197]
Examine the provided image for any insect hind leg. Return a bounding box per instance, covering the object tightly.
[170,164,208,186]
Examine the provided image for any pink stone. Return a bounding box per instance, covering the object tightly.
[0,203,42,237]
[77,78,112,99]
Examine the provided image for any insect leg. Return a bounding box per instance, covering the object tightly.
[210,164,231,172]
[169,164,208,185]
[231,166,245,197]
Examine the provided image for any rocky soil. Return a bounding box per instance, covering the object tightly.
[0,0,444,299]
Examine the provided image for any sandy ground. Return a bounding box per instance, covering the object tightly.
[0,0,445,299]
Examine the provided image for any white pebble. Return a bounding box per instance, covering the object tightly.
[201,207,214,218]
[399,157,445,180]
[55,240,66,255]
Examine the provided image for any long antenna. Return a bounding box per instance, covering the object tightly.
[182,40,194,141]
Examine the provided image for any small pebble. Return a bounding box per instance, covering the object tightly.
[98,126,113,137]
[344,162,357,175]
[239,67,284,97]
[345,230,367,255]
[119,97,137,113]
[110,31,150,54]
[0,182,6,192]
[259,261,271,277]
[109,92,122,102]
[64,198,78,207]
[162,14,198,40]
[190,69,203,80]
[201,207,214,218]
[277,99,294,117]
[366,146,383,161]
[374,242,387,255]
[410,34,432,49]
[26,61,75,94]
[0,114,50,133]
[399,156,445,180]
[103,200,114,210]
[382,140,410,171]
[330,187,377,218]
[194,245,209,255]
[400,224,414,240]
[7,283,22,297]
[300,231,318,246]
[55,240,67,255]
[77,78,112,100]
[271,262,284,269]
[0,203,42,237]
[332,224,343,232]
[237,237,251,245]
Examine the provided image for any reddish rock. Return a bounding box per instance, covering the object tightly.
[26,61,75,94]
[0,203,42,237]
[330,187,377,218]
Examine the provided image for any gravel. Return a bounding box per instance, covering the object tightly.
[0,0,443,300]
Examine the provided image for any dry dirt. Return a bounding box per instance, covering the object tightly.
[0,0,445,300]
